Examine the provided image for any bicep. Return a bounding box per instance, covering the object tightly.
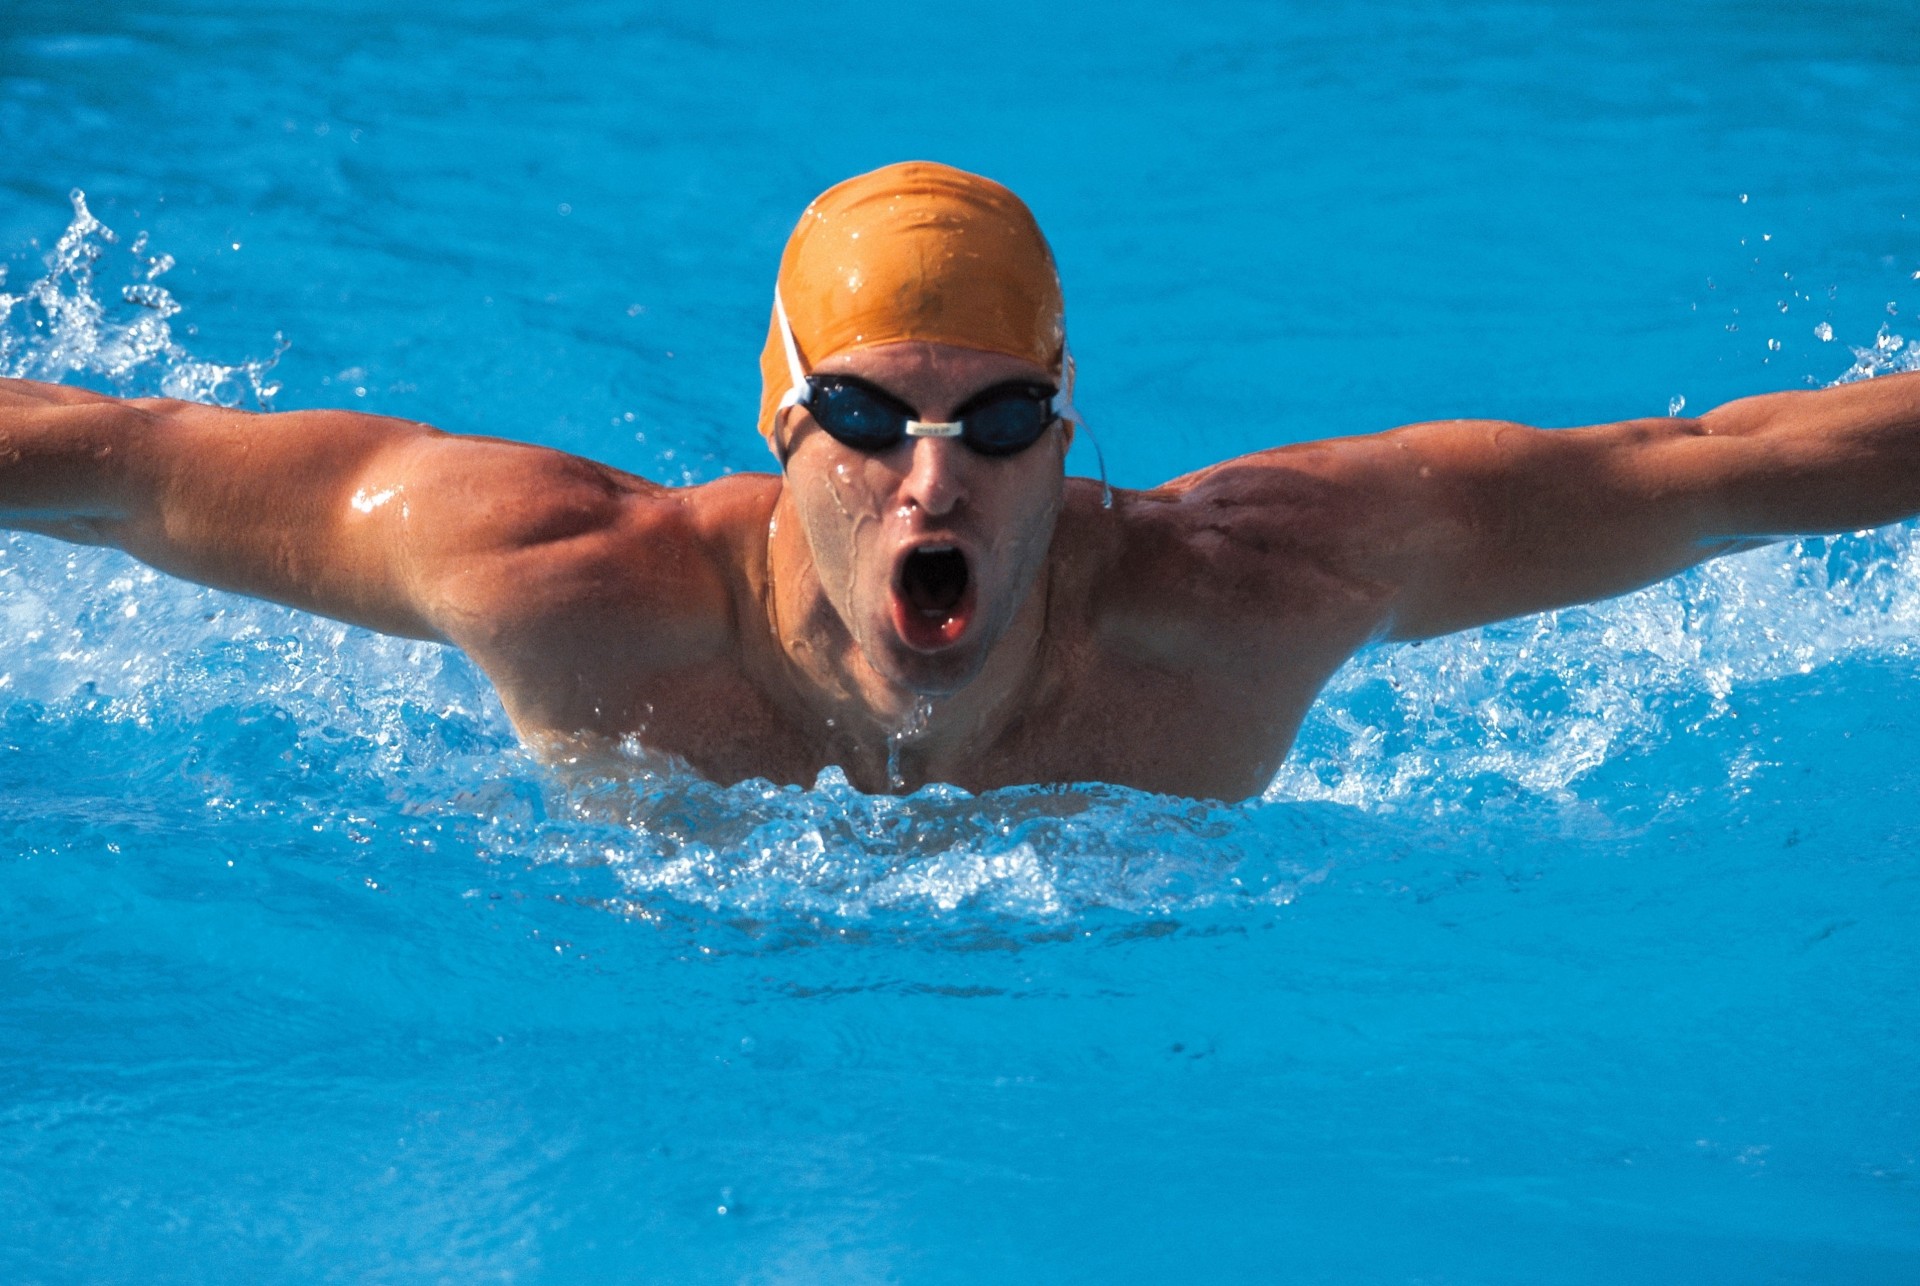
[1348,416,1767,639]
[102,403,638,642]
[95,404,456,637]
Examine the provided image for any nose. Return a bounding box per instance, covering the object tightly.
[898,437,968,518]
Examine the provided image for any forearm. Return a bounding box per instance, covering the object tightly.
[1320,372,1920,640]
[0,377,444,637]
[1690,369,1920,536]
[0,379,155,537]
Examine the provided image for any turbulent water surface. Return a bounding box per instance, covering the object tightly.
[3,0,1920,1281]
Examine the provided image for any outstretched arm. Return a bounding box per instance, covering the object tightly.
[0,377,658,642]
[1170,370,1920,641]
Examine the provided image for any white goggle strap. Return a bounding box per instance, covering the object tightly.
[1052,344,1082,430]
[774,290,810,410]
[1054,343,1112,508]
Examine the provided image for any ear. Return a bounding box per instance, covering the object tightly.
[768,406,796,468]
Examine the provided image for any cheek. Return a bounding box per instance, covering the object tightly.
[981,468,1065,571]
[793,455,900,607]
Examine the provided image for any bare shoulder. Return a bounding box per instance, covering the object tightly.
[1058,439,1401,623]
[397,439,778,667]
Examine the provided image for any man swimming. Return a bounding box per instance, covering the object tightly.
[2,161,1918,800]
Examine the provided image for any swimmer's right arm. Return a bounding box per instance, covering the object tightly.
[0,378,691,643]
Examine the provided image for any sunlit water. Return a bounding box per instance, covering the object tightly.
[5,1,1920,1281]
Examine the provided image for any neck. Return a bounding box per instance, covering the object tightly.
[762,488,1052,790]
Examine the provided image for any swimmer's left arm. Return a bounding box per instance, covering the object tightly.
[1173,370,1920,642]
[1372,370,1920,638]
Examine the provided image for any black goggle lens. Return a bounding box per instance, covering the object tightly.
[804,376,1057,457]
[807,378,908,451]
[958,390,1055,457]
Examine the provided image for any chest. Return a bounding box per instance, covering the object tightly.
[512,634,1331,802]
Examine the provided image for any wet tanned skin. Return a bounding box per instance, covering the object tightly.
[4,361,1920,799]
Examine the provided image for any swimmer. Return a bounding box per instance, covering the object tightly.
[3,161,1919,799]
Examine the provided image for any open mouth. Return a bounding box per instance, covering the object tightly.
[892,544,975,649]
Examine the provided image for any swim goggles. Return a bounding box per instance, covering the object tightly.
[773,289,1083,459]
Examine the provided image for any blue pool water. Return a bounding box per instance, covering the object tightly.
[4,0,1920,1279]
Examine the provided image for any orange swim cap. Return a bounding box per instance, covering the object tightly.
[757,161,1067,441]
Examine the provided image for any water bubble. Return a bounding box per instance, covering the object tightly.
[1667,395,1686,416]
[1814,322,1833,341]
[1738,193,1749,203]
[1767,338,1782,352]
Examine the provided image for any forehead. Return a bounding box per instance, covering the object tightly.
[814,340,1052,406]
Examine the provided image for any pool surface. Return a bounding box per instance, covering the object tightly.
[3,0,1919,1280]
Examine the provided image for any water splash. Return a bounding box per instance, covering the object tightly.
[0,189,285,405]
[1836,323,1918,384]
[884,696,934,791]
[1269,524,1920,811]
[3,195,1919,928]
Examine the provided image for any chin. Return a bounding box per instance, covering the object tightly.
[868,628,991,696]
